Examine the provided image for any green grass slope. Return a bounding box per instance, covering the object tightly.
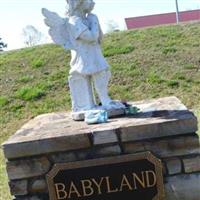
[0,22,200,199]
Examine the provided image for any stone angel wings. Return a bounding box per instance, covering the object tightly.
[41,8,73,50]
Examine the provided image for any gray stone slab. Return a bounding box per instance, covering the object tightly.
[93,145,122,158]
[92,129,118,145]
[165,173,200,200]
[123,135,200,158]
[50,152,77,163]
[120,103,197,142]
[165,158,182,175]
[9,180,28,196]
[14,196,42,200]
[7,157,51,180]
[183,156,200,173]
[3,113,91,159]
[110,96,197,144]
[2,96,198,159]
[29,178,47,194]
[75,145,122,160]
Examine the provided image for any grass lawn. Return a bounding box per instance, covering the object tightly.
[0,22,200,199]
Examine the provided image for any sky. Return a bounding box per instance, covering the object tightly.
[0,0,200,50]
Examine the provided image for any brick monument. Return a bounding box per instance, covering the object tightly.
[2,96,200,200]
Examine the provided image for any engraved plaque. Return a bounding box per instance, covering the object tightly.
[47,152,165,200]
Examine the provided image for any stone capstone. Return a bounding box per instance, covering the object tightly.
[3,97,198,160]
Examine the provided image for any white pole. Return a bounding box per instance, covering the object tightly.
[175,0,180,24]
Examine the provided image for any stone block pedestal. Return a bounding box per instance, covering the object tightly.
[2,96,200,200]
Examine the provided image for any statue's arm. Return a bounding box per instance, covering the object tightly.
[78,27,99,43]
[77,14,100,43]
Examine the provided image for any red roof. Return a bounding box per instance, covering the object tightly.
[125,9,200,29]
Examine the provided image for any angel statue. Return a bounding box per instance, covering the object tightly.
[42,0,125,120]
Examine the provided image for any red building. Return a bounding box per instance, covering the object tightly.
[125,9,200,29]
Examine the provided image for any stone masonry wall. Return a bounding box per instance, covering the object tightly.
[7,132,200,200]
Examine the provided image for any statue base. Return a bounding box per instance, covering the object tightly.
[71,107,126,121]
[2,96,199,200]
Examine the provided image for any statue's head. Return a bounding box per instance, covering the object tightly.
[66,0,95,16]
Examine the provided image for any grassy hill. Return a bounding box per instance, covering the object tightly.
[0,22,200,199]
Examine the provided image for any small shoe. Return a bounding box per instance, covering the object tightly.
[85,110,108,124]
